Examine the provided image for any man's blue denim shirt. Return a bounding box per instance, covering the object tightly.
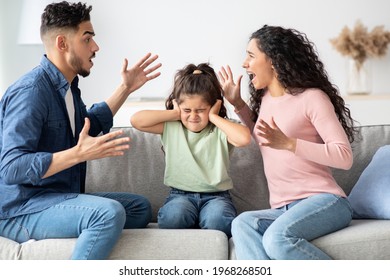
[0,55,113,219]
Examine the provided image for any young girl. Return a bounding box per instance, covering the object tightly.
[130,63,251,237]
[219,25,357,259]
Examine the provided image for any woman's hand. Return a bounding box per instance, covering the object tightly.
[218,65,245,110]
[256,118,296,152]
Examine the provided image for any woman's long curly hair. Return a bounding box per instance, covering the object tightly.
[165,63,227,118]
[248,25,357,143]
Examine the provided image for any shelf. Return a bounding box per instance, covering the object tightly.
[114,95,390,127]
[341,95,390,126]
[114,99,165,127]
[342,94,390,101]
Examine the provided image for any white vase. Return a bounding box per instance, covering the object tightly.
[346,59,372,95]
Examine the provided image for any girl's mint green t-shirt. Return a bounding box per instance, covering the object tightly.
[161,121,234,192]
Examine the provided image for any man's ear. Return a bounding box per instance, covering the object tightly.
[56,35,67,52]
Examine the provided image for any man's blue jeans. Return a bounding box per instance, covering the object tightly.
[231,193,353,259]
[0,192,151,259]
[158,188,236,237]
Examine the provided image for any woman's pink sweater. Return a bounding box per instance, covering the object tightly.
[237,89,353,208]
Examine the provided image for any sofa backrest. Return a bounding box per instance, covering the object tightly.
[86,124,390,222]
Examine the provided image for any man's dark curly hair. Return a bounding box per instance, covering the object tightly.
[165,63,227,119]
[40,1,92,37]
[247,25,357,143]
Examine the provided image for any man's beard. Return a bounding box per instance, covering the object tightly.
[70,50,91,78]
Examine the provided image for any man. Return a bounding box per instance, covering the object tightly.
[0,1,161,259]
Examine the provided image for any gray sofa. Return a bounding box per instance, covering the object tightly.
[1,124,390,260]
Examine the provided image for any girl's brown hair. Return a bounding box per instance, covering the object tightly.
[165,63,227,118]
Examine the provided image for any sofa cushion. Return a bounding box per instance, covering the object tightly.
[0,236,20,259]
[229,219,390,260]
[348,145,390,219]
[110,226,228,260]
[0,225,228,260]
[312,219,390,259]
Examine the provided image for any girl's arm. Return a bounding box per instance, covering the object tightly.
[130,105,180,134]
[209,100,251,147]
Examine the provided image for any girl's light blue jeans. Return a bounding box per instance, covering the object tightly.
[0,192,151,260]
[231,193,353,259]
[158,188,237,237]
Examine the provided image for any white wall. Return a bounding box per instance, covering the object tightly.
[1,0,390,108]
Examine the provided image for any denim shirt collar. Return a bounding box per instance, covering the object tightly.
[40,55,79,98]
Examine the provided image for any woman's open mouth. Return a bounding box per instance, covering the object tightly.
[248,72,256,83]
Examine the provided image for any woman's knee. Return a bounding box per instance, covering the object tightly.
[232,211,253,230]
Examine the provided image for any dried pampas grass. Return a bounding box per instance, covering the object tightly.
[330,20,390,69]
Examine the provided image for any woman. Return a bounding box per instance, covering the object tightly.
[219,25,357,259]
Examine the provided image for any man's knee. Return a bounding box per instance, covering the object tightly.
[103,199,127,226]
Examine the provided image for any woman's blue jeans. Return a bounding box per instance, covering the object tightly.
[0,192,151,259]
[231,193,353,259]
[158,188,237,237]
